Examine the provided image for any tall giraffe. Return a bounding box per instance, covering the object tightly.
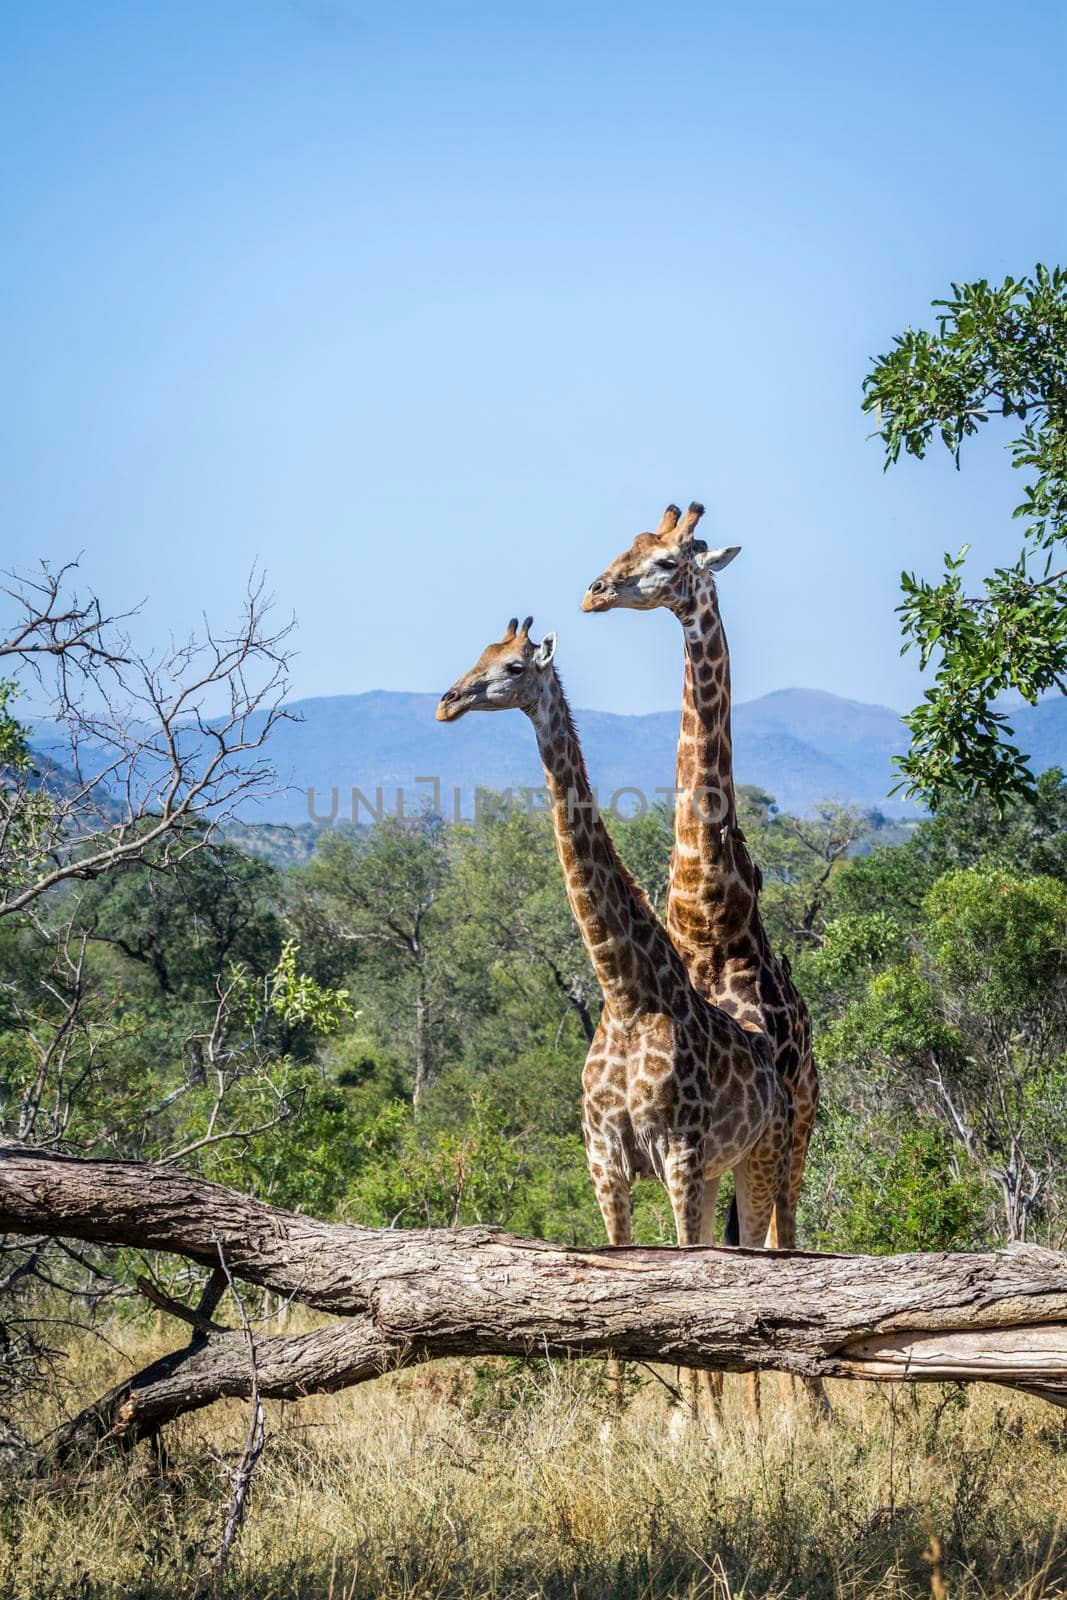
[437,617,793,1418]
[582,504,819,1260]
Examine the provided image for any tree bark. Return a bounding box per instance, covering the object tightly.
[412,980,429,1108]
[2,1140,1066,1465]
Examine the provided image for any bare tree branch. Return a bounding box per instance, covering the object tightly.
[1,562,295,919]
[196,1244,267,1590]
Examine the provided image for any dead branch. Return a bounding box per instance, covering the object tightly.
[196,1245,267,1590]
[1,562,294,919]
[134,1276,226,1337]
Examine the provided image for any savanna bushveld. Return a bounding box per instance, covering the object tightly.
[3,76,1067,1595]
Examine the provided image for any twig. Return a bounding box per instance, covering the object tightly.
[635,1361,684,1405]
[196,1243,267,1593]
[134,1276,227,1337]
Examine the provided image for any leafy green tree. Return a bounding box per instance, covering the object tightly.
[820,842,930,937]
[0,926,350,1168]
[801,1112,984,1254]
[0,682,52,907]
[294,817,457,1106]
[239,1071,369,1216]
[447,808,598,1046]
[821,768,1067,954]
[863,265,1067,805]
[821,867,1067,1241]
[75,831,284,999]
[609,803,673,919]
[343,1095,525,1229]
[904,765,1067,882]
[0,680,27,771]
[801,908,905,1019]
[739,799,868,958]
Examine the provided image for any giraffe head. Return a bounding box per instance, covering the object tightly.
[582,502,740,615]
[436,616,558,722]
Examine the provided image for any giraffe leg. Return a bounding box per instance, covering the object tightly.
[665,1147,707,1427]
[778,1120,833,1421]
[592,1169,632,1408]
[770,1161,797,1413]
[733,1154,780,1429]
[698,1175,724,1427]
[764,1194,787,1415]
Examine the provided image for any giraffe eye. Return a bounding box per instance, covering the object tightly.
[655,558,677,571]
[505,661,525,675]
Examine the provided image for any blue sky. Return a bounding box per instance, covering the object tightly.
[4,1,1065,715]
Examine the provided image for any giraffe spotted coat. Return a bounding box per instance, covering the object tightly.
[437,619,794,1261]
[583,503,819,1255]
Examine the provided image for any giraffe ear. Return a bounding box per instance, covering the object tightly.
[696,545,741,572]
[533,632,557,670]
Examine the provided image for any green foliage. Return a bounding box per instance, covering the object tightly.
[803,1113,984,1254]
[293,816,459,1103]
[734,799,869,959]
[818,766,1067,955]
[0,680,30,774]
[608,804,673,917]
[77,833,285,999]
[241,1069,392,1216]
[444,807,598,1058]
[238,937,354,1035]
[823,958,961,1075]
[922,866,1067,1018]
[6,748,1066,1256]
[863,265,1067,806]
[911,765,1067,880]
[803,909,905,1013]
[820,863,1067,1241]
[344,1096,525,1229]
[0,681,52,901]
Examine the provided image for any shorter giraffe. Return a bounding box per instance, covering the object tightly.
[438,618,793,1419]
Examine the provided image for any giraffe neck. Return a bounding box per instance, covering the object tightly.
[676,593,737,833]
[527,670,683,1017]
[667,583,762,965]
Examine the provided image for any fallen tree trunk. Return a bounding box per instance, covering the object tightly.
[2,1141,1066,1463]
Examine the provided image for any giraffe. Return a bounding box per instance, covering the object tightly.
[437,617,793,1422]
[582,504,829,1415]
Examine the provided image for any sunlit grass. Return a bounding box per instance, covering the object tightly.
[2,1320,1065,1599]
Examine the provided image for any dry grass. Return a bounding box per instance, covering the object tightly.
[2,1323,1066,1600]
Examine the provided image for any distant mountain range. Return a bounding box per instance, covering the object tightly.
[186,686,1067,826]
[29,688,1067,829]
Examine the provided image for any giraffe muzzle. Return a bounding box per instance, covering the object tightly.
[581,579,612,613]
[435,688,468,722]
